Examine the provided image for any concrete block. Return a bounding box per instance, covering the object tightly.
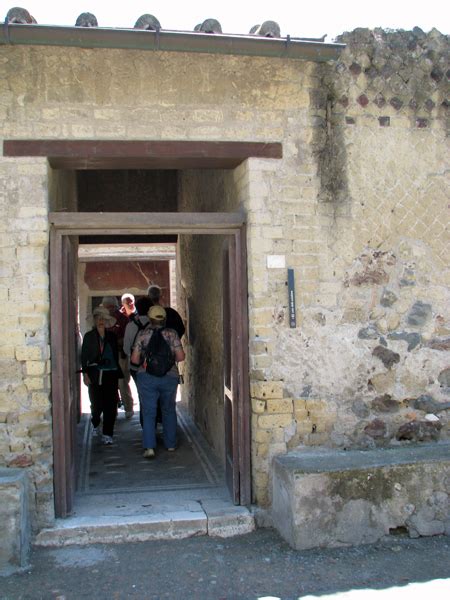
[0,468,30,574]
[272,443,450,550]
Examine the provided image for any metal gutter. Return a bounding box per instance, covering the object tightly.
[0,24,344,62]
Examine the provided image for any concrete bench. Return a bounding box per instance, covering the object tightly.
[0,468,30,574]
[272,443,450,550]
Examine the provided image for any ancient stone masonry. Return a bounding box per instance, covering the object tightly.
[0,157,52,529]
[249,29,449,505]
[0,22,448,524]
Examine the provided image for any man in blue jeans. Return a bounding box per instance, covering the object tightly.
[131,305,185,458]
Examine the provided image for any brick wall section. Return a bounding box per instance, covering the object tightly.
[0,157,52,527]
[0,47,315,522]
[246,30,449,504]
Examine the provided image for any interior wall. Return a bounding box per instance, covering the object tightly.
[77,170,177,211]
[78,260,170,336]
[177,169,241,461]
[180,234,226,458]
[48,168,77,211]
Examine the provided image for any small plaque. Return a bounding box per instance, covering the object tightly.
[267,255,286,269]
[288,269,296,328]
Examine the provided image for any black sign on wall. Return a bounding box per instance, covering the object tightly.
[288,268,296,328]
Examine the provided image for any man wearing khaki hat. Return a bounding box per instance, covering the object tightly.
[131,305,185,458]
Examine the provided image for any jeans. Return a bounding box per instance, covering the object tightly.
[136,371,178,449]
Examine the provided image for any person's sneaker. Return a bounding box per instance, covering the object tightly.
[143,448,155,458]
[125,411,134,419]
[102,435,113,445]
[92,426,100,437]
[167,448,176,452]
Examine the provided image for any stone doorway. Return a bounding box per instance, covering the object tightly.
[50,212,250,519]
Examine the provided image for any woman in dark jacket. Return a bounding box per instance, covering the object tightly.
[81,305,123,445]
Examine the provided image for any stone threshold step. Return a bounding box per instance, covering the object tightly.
[34,504,255,547]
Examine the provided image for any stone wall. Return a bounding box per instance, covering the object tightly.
[177,169,243,460]
[1,45,313,522]
[248,28,449,504]
[0,31,448,519]
[0,156,53,529]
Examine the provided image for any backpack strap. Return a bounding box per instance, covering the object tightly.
[130,322,151,369]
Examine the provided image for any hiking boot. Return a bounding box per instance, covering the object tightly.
[143,448,155,458]
[102,435,113,445]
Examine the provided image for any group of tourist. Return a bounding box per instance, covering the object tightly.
[80,285,185,457]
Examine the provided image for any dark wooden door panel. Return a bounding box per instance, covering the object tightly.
[51,233,78,517]
[223,239,240,504]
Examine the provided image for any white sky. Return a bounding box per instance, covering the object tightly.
[0,0,449,42]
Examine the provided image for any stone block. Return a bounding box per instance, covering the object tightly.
[0,468,30,574]
[255,443,269,458]
[15,346,45,362]
[28,232,49,245]
[250,381,284,400]
[201,500,255,538]
[254,429,271,443]
[25,361,46,376]
[258,414,293,429]
[31,392,51,409]
[266,398,293,414]
[251,399,266,414]
[23,377,45,391]
[294,408,309,420]
[272,444,450,550]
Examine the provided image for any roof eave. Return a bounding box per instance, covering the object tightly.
[0,24,344,62]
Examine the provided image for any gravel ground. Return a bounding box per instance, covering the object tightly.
[2,529,450,600]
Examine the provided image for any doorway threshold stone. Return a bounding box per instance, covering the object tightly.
[34,501,255,547]
[34,510,207,547]
[201,499,256,537]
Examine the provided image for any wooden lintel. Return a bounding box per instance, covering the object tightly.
[49,212,245,232]
[4,140,283,170]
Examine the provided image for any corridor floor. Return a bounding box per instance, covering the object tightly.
[74,400,230,519]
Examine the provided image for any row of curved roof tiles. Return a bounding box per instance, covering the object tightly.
[4,6,327,41]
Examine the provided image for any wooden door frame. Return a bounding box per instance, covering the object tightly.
[50,211,251,515]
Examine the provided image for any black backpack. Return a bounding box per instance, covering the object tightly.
[144,328,175,377]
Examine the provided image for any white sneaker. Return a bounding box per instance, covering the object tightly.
[92,426,100,437]
[143,448,155,458]
[102,435,113,445]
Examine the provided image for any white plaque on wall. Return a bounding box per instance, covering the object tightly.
[267,255,286,269]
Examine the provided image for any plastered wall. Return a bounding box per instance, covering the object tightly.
[177,169,244,461]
